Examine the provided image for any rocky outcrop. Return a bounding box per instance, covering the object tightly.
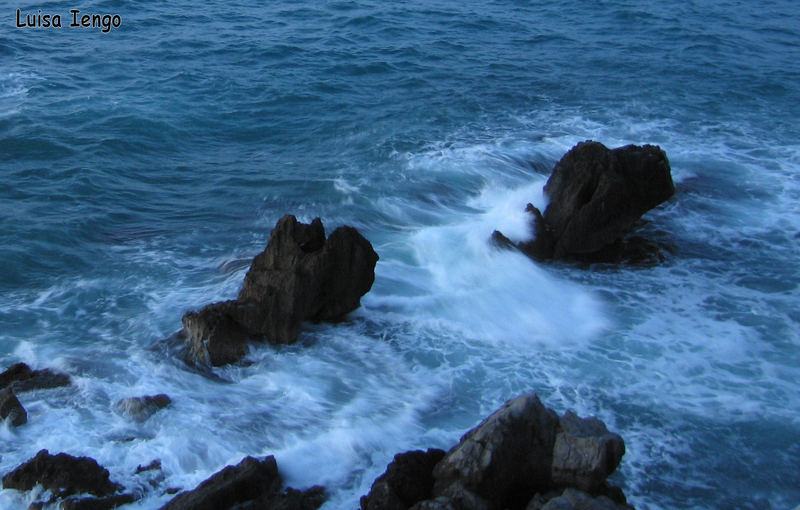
[493,141,674,263]
[182,215,379,366]
[2,450,123,499]
[361,393,630,510]
[0,362,71,393]
[160,455,325,510]
[0,388,27,426]
[115,394,172,422]
[361,449,446,510]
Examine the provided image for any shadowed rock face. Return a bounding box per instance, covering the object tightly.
[181,215,379,366]
[159,455,326,510]
[494,141,674,264]
[2,450,123,499]
[361,449,446,510]
[0,362,71,393]
[0,388,27,427]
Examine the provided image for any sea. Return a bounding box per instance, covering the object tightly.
[1,1,798,508]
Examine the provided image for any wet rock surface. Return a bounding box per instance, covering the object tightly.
[362,393,631,510]
[493,141,674,264]
[181,215,378,366]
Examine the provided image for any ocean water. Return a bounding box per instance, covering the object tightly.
[1,0,799,508]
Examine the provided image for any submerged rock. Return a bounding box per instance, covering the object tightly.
[363,393,631,510]
[0,362,71,393]
[181,215,379,366]
[2,449,123,499]
[0,388,27,427]
[361,449,446,510]
[493,141,674,263]
[115,394,172,422]
[160,455,325,510]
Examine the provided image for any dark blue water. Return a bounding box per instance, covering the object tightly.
[2,1,799,508]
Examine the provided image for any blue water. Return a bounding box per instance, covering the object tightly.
[1,1,799,508]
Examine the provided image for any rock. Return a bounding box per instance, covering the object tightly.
[551,411,625,493]
[160,456,282,510]
[115,394,172,422]
[432,393,560,510]
[135,459,162,474]
[2,450,122,498]
[241,486,327,510]
[494,141,674,262]
[361,449,446,510]
[60,493,138,510]
[181,215,379,366]
[0,388,27,427]
[182,300,251,367]
[235,216,379,338]
[0,362,71,393]
[537,488,634,510]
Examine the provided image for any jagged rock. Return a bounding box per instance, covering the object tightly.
[551,411,625,493]
[536,488,634,510]
[59,493,138,510]
[160,456,283,510]
[361,449,446,510]
[0,388,27,426]
[432,393,560,510]
[115,394,172,422]
[2,450,122,498]
[0,362,71,393]
[494,141,674,263]
[181,215,379,366]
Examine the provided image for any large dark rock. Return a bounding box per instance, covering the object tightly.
[2,450,122,498]
[432,393,560,510]
[494,141,674,262]
[0,362,71,393]
[115,394,172,423]
[160,455,326,510]
[361,449,446,510]
[0,388,27,427]
[181,215,379,366]
[160,456,281,510]
[368,393,631,510]
[551,412,625,493]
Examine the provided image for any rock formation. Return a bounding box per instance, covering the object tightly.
[361,393,631,510]
[181,215,379,366]
[115,394,172,422]
[160,455,325,510]
[0,388,27,427]
[2,450,128,506]
[0,362,71,393]
[493,141,674,263]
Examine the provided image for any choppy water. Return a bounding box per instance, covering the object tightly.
[1,1,799,508]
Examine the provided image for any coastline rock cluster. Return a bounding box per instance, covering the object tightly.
[493,141,675,264]
[361,393,631,510]
[181,215,379,366]
[1,139,673,508]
